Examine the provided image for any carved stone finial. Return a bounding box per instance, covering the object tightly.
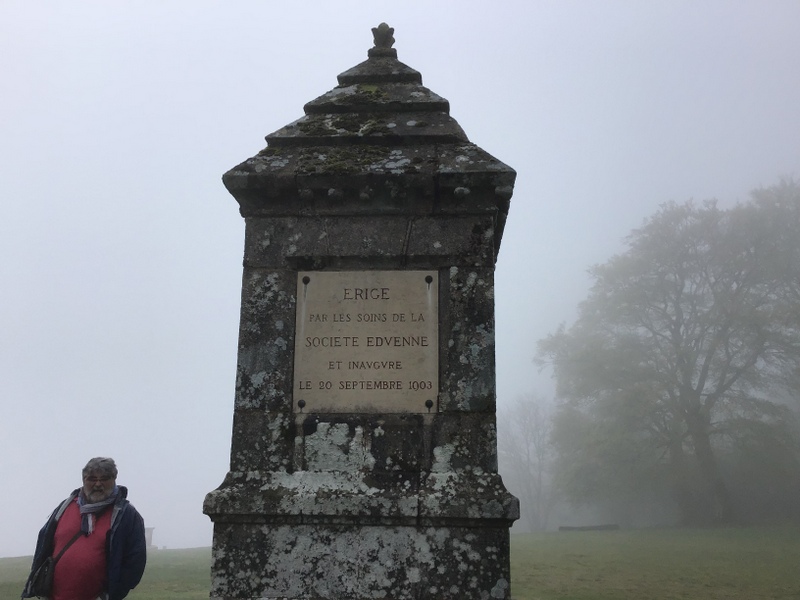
[372,23,395,49]
[368,23,397,58]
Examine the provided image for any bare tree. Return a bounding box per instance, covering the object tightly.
[498,394,558,531]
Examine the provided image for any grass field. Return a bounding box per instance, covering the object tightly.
[511,526,800,600]
[2,527,799,599]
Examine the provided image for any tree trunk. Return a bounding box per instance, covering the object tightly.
[685,411,736,524]
[668,439,704,525]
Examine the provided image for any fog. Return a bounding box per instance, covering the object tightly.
[1,1,798,557]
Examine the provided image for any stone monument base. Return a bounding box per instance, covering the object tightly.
[209,522,511,599]
[204,415,518,598]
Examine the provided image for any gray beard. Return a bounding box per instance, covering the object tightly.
[86,489,111,503]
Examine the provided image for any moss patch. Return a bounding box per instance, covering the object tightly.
[296,146,393,175]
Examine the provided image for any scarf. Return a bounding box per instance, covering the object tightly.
[77,486,119,534]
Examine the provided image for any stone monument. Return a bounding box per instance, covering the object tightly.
[204,23,519,599]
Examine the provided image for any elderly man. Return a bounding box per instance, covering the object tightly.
[22,457,147,600]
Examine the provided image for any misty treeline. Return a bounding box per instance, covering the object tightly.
[499,179,800,529]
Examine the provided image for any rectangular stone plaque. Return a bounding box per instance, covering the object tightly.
[294,270,438,413]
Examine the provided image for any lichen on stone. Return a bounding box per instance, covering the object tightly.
[296,145,392,175]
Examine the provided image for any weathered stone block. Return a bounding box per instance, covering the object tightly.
[209,523,512,600]
[407,215,496,265]
[440,266,496,412]
[227,410,295,475]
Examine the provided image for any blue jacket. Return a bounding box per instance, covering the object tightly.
[22,486,147,600]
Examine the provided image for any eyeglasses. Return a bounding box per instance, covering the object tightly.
[84,476,113,483]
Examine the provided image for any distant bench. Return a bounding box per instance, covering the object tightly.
[558,524,620,531]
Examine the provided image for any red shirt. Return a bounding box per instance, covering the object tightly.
[51,500,112,600]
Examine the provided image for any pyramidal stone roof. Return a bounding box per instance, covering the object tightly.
[223,23,515,241]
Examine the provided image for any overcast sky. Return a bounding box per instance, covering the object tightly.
[1,1,798,558]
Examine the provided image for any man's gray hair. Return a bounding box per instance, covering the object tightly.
[82,457,118,479]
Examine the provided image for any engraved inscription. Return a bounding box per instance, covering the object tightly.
[294,271,438,413]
